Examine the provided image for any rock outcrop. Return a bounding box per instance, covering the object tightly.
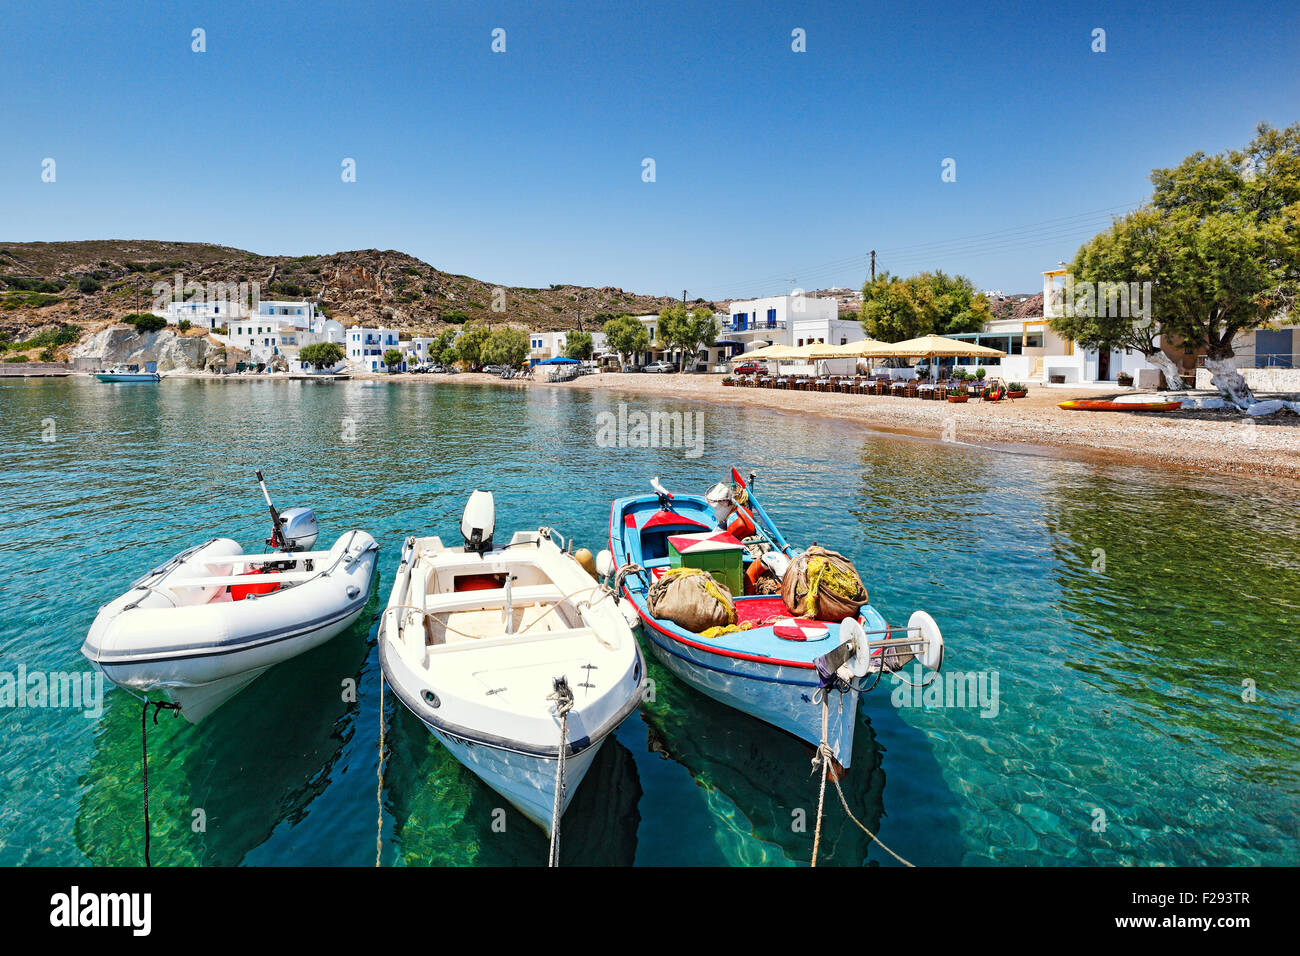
[71,325,214,371]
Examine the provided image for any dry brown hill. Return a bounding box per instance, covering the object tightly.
[0,239,705,354]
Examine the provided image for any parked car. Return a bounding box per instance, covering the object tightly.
[733,362,764,375]
[644,361,676,373]
[621,364,644,373]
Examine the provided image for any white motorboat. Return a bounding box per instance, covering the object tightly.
[82,472,379,721]
[95,364,160,383]
[380,491,646,835]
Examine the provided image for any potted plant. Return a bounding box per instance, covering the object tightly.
[1117,371,1134,387]
[947,387,970,403]
[975,368,987,382]
[1007,382,1028,398]
[721,376,733,386]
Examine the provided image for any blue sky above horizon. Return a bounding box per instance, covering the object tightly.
[1,0,1297,299]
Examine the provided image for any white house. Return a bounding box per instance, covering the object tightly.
[226,301,341,366]
[528,330,608,366]
[947,266,1164,385]
[161,299,247,329]
[346,326,402,372]
[728,295,864,356]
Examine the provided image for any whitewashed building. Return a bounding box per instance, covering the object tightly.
[727,295,864,356]
[347,326,402,372]
[528,330,608,366]
[948,266,1164,385]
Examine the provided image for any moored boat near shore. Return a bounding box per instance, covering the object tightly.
[94,364,160,383]
[81,472,378,721]
[606,468,944,770]
[380,492,646,837]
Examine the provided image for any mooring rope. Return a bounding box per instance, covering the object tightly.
[546,679,574,867]
[376,672,386,867]
[140,698,181,867]
[809,692,915,868]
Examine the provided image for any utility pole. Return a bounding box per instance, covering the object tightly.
[870,250,876,283]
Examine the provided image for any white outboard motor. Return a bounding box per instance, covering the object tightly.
[461,491,495,553]
[278,507,319,552]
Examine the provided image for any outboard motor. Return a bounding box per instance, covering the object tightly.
[277,507,319,552]
[462,491,495,553]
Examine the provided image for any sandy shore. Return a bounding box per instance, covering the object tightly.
[557,373,1300,482]
[160,369,1300,481]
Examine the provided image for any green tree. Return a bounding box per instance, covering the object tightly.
[1053,123,1300,407]
[454,322,491,368]
[602,314,649,369]
[860,271,991,342]
[432,328,460,365]
[482,327,530,367]
[659,305,718,369]
[123,313,166,333]
[565,330,594,360]
[299,342,345,368]
[382,347,404,371]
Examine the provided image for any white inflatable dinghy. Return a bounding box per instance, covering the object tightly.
[81,472,379,722]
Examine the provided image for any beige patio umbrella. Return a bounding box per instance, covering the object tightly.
[807,338,887,359]
[730,342,792,361]
[857,334,1006,360]
[857,334,1006,381]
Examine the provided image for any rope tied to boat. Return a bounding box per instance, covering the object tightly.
[140,698,181,867]
[546,676,575,867]
[376,672,386,867]
[809,690,914,869]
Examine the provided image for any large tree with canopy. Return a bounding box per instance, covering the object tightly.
[1052,122,1300,408]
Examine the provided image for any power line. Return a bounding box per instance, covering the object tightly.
[700,199,1145,301]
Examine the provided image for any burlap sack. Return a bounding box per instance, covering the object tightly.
[781,545,869,621]
[647,567,736,632]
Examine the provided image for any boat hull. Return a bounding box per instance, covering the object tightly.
[1058,399,1182,412]
[95,373,160,383]
[379,531,646,838]
[424,720,604,834]
[609,474,866,767]
[637,610,859,766]
[84,531,379,721]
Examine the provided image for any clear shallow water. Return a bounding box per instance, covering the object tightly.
[1,377,1296,866]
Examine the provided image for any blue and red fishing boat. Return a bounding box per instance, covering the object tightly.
[605,468,944,769]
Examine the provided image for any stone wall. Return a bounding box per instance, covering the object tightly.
[1195,366,1300,394]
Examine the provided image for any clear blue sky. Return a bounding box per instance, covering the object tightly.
[2,0,1297,299]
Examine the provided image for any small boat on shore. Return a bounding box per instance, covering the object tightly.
[380,492,645,835]
[95,364,160,383]
[82,472,378,721]
[1058,398,1183,412]
[606,469,943,769]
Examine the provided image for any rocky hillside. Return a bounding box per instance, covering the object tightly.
[0,240,702,359]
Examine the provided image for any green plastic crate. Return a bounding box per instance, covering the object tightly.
[668,532,745,596]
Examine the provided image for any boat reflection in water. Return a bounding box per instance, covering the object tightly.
[74,590,377,866]
[383,703,643,866]
[636,653,888,866]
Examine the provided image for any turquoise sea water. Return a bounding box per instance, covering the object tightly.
[1,377,1296,866]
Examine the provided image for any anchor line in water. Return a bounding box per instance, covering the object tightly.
[809,690,915,869]
[547,677,575,867]
[376,672,386,868]
[140,698,182,867]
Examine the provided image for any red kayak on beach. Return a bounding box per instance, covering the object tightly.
[1058,399,1183,412]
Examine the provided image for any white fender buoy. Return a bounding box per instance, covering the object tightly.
[618,598,640,628]
[840,617,872,677]
[909,610,944,669]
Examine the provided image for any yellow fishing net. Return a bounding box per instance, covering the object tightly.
[804,553,865,620]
